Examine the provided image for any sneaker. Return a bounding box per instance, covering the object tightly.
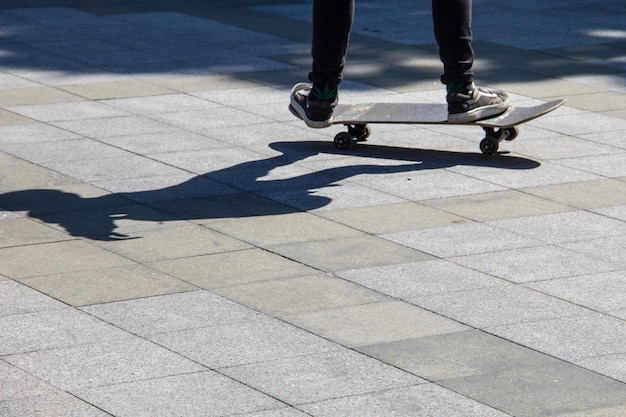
[447,83,510,123]
[289,82,338,128]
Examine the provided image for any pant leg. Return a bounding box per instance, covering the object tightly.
[309,0,354,85]
[432,0,474,86]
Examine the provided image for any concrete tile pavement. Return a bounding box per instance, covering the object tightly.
[0,0,625,416]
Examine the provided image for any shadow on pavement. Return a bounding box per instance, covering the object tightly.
[0,140,540,241]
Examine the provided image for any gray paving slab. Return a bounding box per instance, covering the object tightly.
[0,391,111,417]
[487,310,626,364]
[299,384,509,417]
[212,273,387,318]
[488,210,626,245]
[452,245,619,283]
[383,222,537,258]
[149,248,315,289]
[4,338,206,391]
[283,300,467,348]
[407,283,585,328]
[317,202,466,234]
[525,270,626,313]
[268,234,433,272]
[0,280,67,316]
[81,290,264,337]
[95,224,251,263]
[221,348,423,405]
[0,240,135,279]
[439,359,626,417]
[422,189,573,221]
[337,259,505,299]
[0,308,135,356]
[74,371,284,417]
[151,318,339,369]
[20,264,196,306]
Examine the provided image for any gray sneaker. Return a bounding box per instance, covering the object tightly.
[447,83,510,123]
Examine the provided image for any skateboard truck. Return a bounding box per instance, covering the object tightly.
[334,124,371,150]
[479,126,519,155]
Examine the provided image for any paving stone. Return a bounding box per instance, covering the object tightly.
[0,217,74,248]
[0,123,81,144]
[0,86,84,107]
[0,109,34,125]
[577,353,626,384]
[98,131,227,155]
[20,264,196,306]
[51,115,179,138]
[269,235,433,272]
[0,240,134,279]
[151,318,339,369]
[423,189,572,221]
[408,283,583,328]
[236,408,309,417]
[359,329,558,382]
[149,248,315,290]
[318,202,466,234]
[59,79,176,100]
[284,300,467,348]
[439,357,626,417]
[448,159,600,189]
[488,210,626,245]
[488,310,626,362]
[557,152,626,178]
[222,349,423,405]
[0,360,57,401]
[525,270,626,312]
[203,212,363,246]
[300,383,509,417]
[0,308,134,355]
[75,371,283,417]
[1,138,133,164]
[383,222,536,258]
[4,338,205,391]
[102,93,219,114]
[353,169,505,201]
[213,273,387,318]
[95,224,251,263]
[594,204,626,222]
[81,290,263,336]
[0,391,111,417]
[563,235,626,268]
[6,101,129,122]
[0,281,66,316]
[337,259,505,299]
[453,245,618,283]
[523,178,626,209]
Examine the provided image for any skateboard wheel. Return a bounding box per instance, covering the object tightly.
[480,136,499,155]
[334,132,353,150]
[504,127,519,141]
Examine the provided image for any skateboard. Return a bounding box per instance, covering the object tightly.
[295,98,565,155]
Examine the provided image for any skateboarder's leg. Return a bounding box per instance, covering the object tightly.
[290,0,353,128]
[433,0,509,122]
[310,0,353,88]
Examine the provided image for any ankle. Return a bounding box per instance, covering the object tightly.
[310,82,338,102]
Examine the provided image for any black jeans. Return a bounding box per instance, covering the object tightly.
[310,0,474,87]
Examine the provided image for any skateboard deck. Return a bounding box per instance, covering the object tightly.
[328,99,565,155]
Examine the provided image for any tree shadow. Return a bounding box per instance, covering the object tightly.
[0,140,540,241]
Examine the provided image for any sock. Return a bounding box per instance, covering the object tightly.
[310,83,337,102]
[446,82,472,94]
